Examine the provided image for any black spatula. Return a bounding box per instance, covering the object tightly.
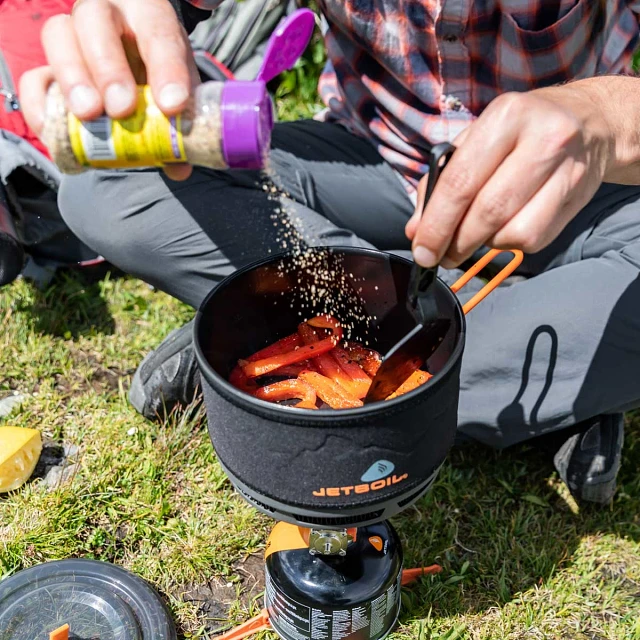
[364,142,455,403]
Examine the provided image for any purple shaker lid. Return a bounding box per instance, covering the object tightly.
[221,9,315,169]
[256,9,317,83]
[221,81,273,170]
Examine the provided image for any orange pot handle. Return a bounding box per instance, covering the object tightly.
[450,249,524,315]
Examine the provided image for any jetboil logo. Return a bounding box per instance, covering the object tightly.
[312,459,408,497]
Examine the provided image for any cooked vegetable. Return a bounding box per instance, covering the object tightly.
[228,314,431,409]
[254,379,318,409]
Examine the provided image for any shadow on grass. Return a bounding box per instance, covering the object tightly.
[393,418,640,624]
[20,266,118,338]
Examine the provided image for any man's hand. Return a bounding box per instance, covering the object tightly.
[20,0,199,181]
[405,83,617,268]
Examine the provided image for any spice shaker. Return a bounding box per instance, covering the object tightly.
[41,9,316,174]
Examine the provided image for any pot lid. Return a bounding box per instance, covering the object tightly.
[0,559,176,640]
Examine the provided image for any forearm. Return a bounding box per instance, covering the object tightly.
[537,76,640,185]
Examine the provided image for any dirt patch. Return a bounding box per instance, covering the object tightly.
[178,580,236,636]
[233,553,266,602]
[54,347,129,398]
[173,554,266,636]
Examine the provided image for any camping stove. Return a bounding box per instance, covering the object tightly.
[218,521,440,640]
[194,246,523,640]
[263,522,403,640]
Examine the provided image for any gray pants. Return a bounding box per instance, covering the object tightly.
[59,120,640,448]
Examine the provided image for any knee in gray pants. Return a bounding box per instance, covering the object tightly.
[59,171,149,270]
[57,169,218,306]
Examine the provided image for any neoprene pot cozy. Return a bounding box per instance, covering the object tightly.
[194,247,522,528]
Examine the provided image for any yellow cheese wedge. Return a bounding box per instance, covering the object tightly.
[0,426,42,492]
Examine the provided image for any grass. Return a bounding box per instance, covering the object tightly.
[2,46,640,640]
[1,273,639,639]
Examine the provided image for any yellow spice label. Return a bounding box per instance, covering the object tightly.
[68,86,187,168]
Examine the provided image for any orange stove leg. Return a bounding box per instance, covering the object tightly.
[217,609,271,640]
[401,565,442,586]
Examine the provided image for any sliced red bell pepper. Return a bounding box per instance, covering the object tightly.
[344,342,382,377]
[254,379,318,409]
[307,314,344,342]
[241,316,342,379]
[241,338,336,378]
[386,370,432,399]
[298,322,362,397]
[299,371,363,409]
[298,322,320,344]
[331,346,372,398]
[246,333,302,362]
[229,364,257,392]
[272,361,314,377]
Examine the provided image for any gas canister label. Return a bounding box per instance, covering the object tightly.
[265,570,401,640]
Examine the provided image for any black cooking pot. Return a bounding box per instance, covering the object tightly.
[194,247,521,528]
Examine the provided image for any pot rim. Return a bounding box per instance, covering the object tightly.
[194,246,466,423]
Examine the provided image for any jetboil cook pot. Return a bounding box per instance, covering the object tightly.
[194,246,522,529]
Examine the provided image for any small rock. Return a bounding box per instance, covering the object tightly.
[0,394,26,418]
[127,427,137,436]
[63,443,79,458]
[44,463,79,489]
[43,466,63,488]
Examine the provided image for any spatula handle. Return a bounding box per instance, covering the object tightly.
[408,142,456,305]
[421,142,456,218]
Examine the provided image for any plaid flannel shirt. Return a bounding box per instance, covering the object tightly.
[186,0,640,185]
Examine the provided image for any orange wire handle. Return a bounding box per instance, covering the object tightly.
[450,249,524,315]
[217,609,271,640]
[401,565,442,586]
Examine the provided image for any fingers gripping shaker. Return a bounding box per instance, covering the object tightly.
[41,10,317,174]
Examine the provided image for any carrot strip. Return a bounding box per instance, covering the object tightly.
[386,370,432,399]
[241,338,337,378]
[299,371,363,409]
[254,379,318,409]
[344,342,382,377]
[246,333,302,362]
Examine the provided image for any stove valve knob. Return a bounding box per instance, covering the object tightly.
[308,529,353,556]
